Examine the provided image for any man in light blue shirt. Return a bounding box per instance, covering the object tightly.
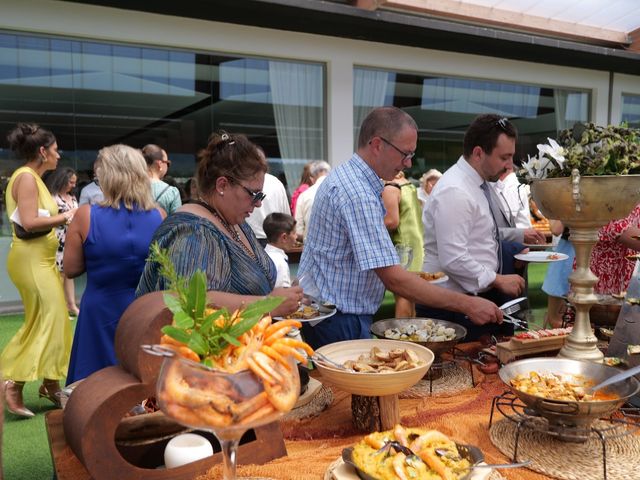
[298,106,502,349]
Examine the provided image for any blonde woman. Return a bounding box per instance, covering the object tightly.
[63,145,165,384]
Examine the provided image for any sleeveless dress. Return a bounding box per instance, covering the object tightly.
[387,182,424,273]
[66,204,163,384]
[2,167,72,381]
[136,212,276,297]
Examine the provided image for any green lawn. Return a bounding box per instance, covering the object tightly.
[1,264,548,479]
[1,315,75,480]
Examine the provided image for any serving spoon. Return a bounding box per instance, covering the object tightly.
[587,363,640,394]
[435,448,532,469]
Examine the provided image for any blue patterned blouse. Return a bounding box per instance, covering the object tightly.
[136,212,276,297]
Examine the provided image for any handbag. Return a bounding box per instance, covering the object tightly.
[10,208,52,240]
[13,222,51,240]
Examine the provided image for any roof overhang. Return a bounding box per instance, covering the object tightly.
[61,0,640,75]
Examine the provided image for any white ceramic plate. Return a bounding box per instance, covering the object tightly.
[514,251,569,263]
[273,304,337,323]
[428,274,449,284]
[418,273,449,284]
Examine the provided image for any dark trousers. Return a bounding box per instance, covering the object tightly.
[300,312,373,350]
[415,288,514,341]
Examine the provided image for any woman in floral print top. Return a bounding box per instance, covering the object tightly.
[590,204,640,295]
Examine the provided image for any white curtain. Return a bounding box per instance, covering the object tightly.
[353,68,390,145]
[421,78,540,118]
[554,90,589,130]
[269,61,324,195]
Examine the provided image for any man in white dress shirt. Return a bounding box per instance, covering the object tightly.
[492,166,532,229]
[246,172,291,247]
[295,161,331,240]
[418,114,527,340]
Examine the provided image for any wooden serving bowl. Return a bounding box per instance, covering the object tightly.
[314,339,434,396]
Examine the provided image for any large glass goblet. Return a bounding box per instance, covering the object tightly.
[153,347,300,479]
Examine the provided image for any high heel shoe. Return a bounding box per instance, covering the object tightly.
[39,379,62,408]
[4,380,35,418]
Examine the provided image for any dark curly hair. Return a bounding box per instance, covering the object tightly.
[7,123,56,161]
[196,132,267,196]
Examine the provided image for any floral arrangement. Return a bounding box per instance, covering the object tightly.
[520,122,640,180]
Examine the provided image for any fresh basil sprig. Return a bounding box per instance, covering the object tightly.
[148,243,284,363]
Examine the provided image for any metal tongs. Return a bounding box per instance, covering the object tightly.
[498,297,532,331]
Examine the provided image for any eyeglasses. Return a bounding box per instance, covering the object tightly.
[160,159,172,167]
[378,137,415,161]
[227,177,266,205]
[495,117,510,131]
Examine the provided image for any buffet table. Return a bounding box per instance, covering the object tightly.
[47,365,558,480]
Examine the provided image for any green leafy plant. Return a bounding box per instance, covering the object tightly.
[520,122,640,180]
[149,243,283,366]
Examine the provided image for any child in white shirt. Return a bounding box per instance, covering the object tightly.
[263,213,297,288]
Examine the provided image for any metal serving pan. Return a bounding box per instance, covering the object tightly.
[499,358,640,425]
[370,318,467,357]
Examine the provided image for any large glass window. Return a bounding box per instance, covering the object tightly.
[622,94,640,128]
[0,31,326,209]
[353,67,590,179]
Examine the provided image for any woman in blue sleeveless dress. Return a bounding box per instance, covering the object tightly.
[64,145,164,384]
[136,132,301,318]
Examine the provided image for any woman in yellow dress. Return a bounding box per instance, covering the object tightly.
[2,123,76,418]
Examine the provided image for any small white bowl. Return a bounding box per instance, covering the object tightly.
[314,339,434,396]
[164,433,214,469]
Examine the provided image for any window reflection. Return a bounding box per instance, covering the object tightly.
[353,67,590,180]
[622,94,640,128]
[0,31,326,202]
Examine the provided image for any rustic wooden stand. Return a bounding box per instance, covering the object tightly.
[351,394,400,432]
[60,292,287,480]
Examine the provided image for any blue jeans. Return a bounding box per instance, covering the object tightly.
[300,312,373,350]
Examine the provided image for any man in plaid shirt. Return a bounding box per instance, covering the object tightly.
[298,107,502,349]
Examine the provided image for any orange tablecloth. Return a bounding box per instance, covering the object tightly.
[199,367,555,480]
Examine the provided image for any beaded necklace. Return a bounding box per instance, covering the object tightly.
[192,199,257,260]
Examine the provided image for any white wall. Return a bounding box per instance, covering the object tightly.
[611,73,640,124]
[1,0,623,166]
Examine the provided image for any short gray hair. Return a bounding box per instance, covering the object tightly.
[310,161,331,177]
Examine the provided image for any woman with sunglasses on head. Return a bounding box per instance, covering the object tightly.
[142,144,182,215]
[2,123,76,418]
[136,132,302,317]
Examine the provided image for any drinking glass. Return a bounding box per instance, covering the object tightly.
[395,244,413,269]
[151,347,300,479]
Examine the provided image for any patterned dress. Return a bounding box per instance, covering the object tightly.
[53,193,78,272]
[590,204,640,295]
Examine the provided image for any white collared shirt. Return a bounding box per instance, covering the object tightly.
[295,175,327,238]
[246,173,291,239]
[492,172,532,228]
[422,156,499,294]
[264,243,291,288]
